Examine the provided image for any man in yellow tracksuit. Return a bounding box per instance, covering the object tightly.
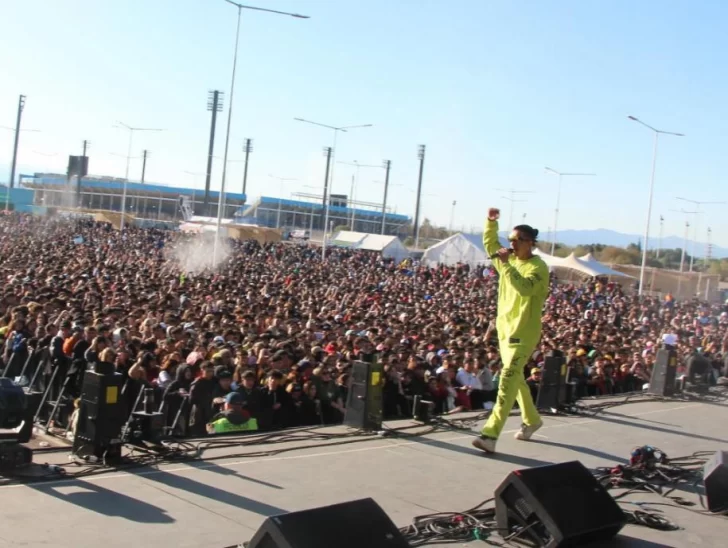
[472,207,549,454]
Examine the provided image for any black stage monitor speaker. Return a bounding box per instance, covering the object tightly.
[72,370,126,460]
[495,460,626,547]
[245,497,409,548]
[344,360,383,431]
[647,348,678,397]
[704,450,728,512]
[536,356,568,410]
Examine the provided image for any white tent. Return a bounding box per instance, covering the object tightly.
[421,233,489,267]
[331,231,410,262]
[533,248,566,269]
[546,252,634,278]
[579,253,634,278]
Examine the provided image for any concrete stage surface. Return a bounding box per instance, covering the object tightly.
[3,395,728,548]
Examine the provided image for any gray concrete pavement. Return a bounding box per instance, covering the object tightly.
[2,397,728,548]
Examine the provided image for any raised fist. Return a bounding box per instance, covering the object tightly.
[488,208,500,221]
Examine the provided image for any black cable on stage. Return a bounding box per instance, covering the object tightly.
[0,421,446,485]
[592,447,728,523]
[398,498,514,547]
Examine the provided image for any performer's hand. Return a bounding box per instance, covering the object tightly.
[496,248,511,264]
[487,208,500,221]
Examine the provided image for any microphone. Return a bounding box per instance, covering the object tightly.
[489,249,514,260]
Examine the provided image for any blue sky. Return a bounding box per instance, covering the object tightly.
[2,0,727,246]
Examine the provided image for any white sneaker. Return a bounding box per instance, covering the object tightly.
[515,422,543,441]
[472,436,497,454]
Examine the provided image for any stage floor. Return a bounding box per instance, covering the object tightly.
[3,395,728,548]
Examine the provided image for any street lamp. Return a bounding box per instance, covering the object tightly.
[544,168,595,255]
[294,117,372,258]
[675,196,725,272]
[214,1,309,264]
[669,209,698,272]
[448,200,457,233]
[337,160,383,230]
[114,122,163,230]
[269,174,297,228]
[496,188,534,229]
[3,115,41,211]
[628,115,684,296]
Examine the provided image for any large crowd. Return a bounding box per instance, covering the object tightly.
[1,213,726,437]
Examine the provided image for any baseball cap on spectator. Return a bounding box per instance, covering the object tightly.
[214,366,232,379]
[225,391,243,405]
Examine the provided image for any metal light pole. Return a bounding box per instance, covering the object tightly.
[675,196,725,272]
[141,149,149,183]
[670,209,697,272]
[214,2,309,264]
[381,160,391,235]
[114,122,163,230]
[242,138,253,195]
[628,116,684,296]
[680,220,690,273]
[205,90,224,214]
[294,117,372,258]
[496,188,534,228]
[338,160,383,232]
[544,168,595,255]
[7,95,26,193]
[414,145,426,249]
[269,174,297,228]
[706,226,712,267]
[656,215,664,259]
[448,200,457,233]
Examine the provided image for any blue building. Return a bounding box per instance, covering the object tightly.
[238,195,411,236]
[19,173,246,220]
[0,185,36,213]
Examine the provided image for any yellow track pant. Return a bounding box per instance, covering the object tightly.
[481,343,541,439]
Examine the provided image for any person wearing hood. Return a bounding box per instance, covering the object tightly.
[211,366,234,415]
[188,361,215,436]
[163,363,194,436]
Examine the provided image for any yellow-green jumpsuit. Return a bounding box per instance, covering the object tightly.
[481,218,549,439]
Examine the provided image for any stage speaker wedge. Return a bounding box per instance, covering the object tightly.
[495,460,626,547]
[245,497,409,548]
[704,450,728,513]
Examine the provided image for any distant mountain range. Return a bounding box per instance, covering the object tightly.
[518,228,728,259]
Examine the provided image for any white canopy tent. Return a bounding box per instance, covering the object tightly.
[419,233,632,279]
[533,248,566,270]
[579,253,634,278]
[331,231,410,262]
[421,233,489,267]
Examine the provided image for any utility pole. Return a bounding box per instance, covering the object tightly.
[706,227,712,267]
[141,149,149,183]
[8,94,26,190]
[205,90,224,214]
[497,188,533,228]
[413,145,426,249]
[242,138,252,195]
[77,139,89,198]
[381,159,391,235]
[657,215,664,259]
[321,147,332,229]
[679,221,690,272]
[448,200,457,233]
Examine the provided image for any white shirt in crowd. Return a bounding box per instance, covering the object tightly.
[456,368,482,390]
